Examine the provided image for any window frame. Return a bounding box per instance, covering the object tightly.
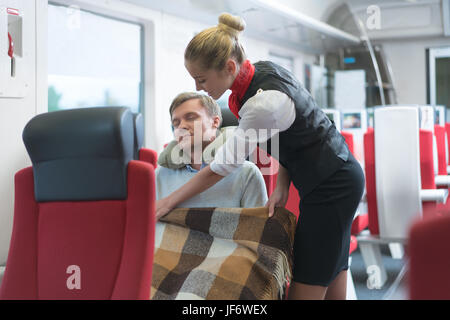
[427,46,450,106]
[47,1,145,113]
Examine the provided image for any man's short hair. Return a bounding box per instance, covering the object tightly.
[169,92,223,127]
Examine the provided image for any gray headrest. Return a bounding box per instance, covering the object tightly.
[23,107,134,202]
[133,113,144,159]
[219,107,239,129]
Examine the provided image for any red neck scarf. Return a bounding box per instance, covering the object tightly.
[228,60,255,119]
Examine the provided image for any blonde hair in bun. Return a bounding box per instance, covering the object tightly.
[185,12,247,71]
[217,13,246,37]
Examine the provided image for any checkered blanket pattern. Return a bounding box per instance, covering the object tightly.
[151,207,297,300]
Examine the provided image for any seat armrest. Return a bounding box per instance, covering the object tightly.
[420,189,448,203]
[360,189,367,202]
[435,175,450,187]
[356,230,408,244]
[0,265,5,288]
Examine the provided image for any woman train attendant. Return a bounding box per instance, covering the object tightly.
[156,13,365,300]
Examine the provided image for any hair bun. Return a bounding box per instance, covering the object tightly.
[218,13,246,37]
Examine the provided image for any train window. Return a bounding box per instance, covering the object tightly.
[428,47,450,120]
[48,4,143,113]
[342,112,362,130]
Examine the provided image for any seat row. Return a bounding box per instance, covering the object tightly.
[2,105,448,299]
[216,105,450,299]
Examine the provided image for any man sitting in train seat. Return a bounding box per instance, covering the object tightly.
[153,93,292,300]
[156,92,268,209]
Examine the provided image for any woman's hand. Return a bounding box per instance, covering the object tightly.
[155,166,224,221]
[265,185,290,218]
[265,163,291,218]
[156,197,175,221]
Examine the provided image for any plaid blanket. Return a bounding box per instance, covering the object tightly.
[151,207,297,300]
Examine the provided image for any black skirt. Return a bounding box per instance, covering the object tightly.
[291,151,365,287]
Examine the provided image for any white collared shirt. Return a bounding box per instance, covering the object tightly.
[210,90,296,176]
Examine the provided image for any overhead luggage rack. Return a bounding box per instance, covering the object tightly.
[122,0,361,54]
[244,0,361,53]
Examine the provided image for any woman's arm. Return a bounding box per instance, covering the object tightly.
[155,165,224,219]
[157,90,295,219]
[266,163,291,217]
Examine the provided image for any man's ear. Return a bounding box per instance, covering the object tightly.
[212,116,221,129]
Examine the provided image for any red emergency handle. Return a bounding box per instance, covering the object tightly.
[8,32,14,58]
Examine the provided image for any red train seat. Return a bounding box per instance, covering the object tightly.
[0,108,156,300]
[409,212,450,299]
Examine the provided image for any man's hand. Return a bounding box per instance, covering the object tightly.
[156,197,174,221]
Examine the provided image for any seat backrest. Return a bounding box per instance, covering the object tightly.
[418,106,439,175]
[250,146,278,196]
[419,129,439,213]
[409,212,450,299]
[139,148,158,168]
[341,131,355,155]
[363,128,379,235]
[341,110,368,162]
[285,182,301,220]
[419,105,435,132]
[419,129,437,189]
[446,129,449,167]
[219,106,239,128]
[374,107,422,239]
[434,125,448,175]
[445,123,450,164]
[0,107,155,300]
[434,105,446,127]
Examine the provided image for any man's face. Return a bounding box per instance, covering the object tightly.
[171,98,220,151]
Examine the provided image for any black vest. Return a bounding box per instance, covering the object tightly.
[241,61,349,198]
